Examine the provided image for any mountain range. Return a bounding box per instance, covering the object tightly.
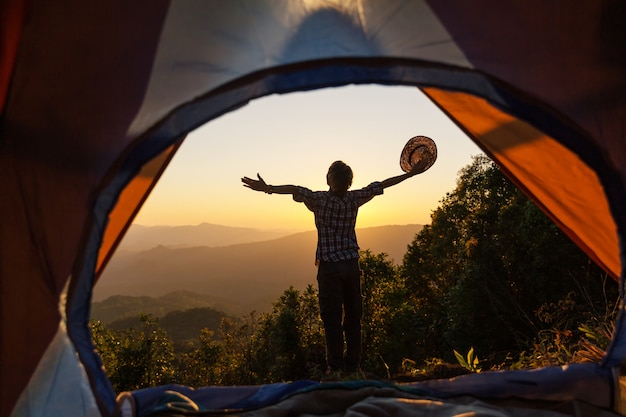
[115,223,291,252]
[94,223,422,316]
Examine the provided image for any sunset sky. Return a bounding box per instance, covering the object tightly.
[132,85,483,232]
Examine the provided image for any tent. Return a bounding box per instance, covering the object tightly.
[1,1,625,416]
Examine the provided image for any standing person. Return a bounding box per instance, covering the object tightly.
[242,159,428,379]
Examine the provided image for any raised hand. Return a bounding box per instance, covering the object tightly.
[408,150,432,176]
[242,173,269,192]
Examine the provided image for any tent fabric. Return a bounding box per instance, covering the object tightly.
[1,1,625,417]
[136,392,619,417]
[95,142,183,276]
[122,364,614,416]
[10,286,100,417]
[0,0,27,114]
[421,87,620,279]
[128,380,320,416]
[11,325,100,417]
[120,371,620,417]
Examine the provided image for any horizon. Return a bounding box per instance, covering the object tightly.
[129,220,423,231]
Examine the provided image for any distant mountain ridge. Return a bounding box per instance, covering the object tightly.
[94,224,423,316]
[117,223,294,252]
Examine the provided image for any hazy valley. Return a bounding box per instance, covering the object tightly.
[93,223,422,319]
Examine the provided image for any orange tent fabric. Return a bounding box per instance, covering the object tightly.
[422,88,620,279]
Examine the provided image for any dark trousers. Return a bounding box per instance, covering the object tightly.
[316,258,363,372]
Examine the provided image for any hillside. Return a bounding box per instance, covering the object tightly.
[91,290,239,323]
[103,305,229,343]
[94,224,422,315]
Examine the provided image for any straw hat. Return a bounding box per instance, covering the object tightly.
[400,135,437,173]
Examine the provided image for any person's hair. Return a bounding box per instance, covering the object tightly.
[327,160,353,191]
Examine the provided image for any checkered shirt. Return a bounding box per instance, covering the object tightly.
[293,182,383,262]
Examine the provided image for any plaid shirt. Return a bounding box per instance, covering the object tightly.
[293,182,383,262]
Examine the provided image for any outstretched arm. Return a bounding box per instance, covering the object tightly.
[241,174,298,195]
[380,157,429,189]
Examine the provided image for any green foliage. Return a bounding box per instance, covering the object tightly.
[248,285,325,382]
[510,328,575,370]
[210,315,257,384]
[397,357,469,381]
[401,155,618,363]
[576,320,615,363]
[360,250,439,378]
[453,347,481,373]
[578,321,613,353]
[176,328,223,387]
[508,293,617,370]
[91,314,175,392]
[90,320,119,374]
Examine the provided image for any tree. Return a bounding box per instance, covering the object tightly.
[249,286,325,382]
[91,314,175,392]
[402,155,618,363]
[176,328,223,387]
[360,250,428,377]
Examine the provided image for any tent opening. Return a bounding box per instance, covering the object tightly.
[89,84,619,396]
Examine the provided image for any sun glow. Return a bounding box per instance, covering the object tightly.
[133,85,481,232]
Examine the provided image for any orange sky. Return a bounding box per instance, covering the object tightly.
[132,85,483,232]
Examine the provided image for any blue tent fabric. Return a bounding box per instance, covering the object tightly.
[131,381,319,416]
[127,364,615,416]
[126,368,620,417]
[133,380,442,416]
